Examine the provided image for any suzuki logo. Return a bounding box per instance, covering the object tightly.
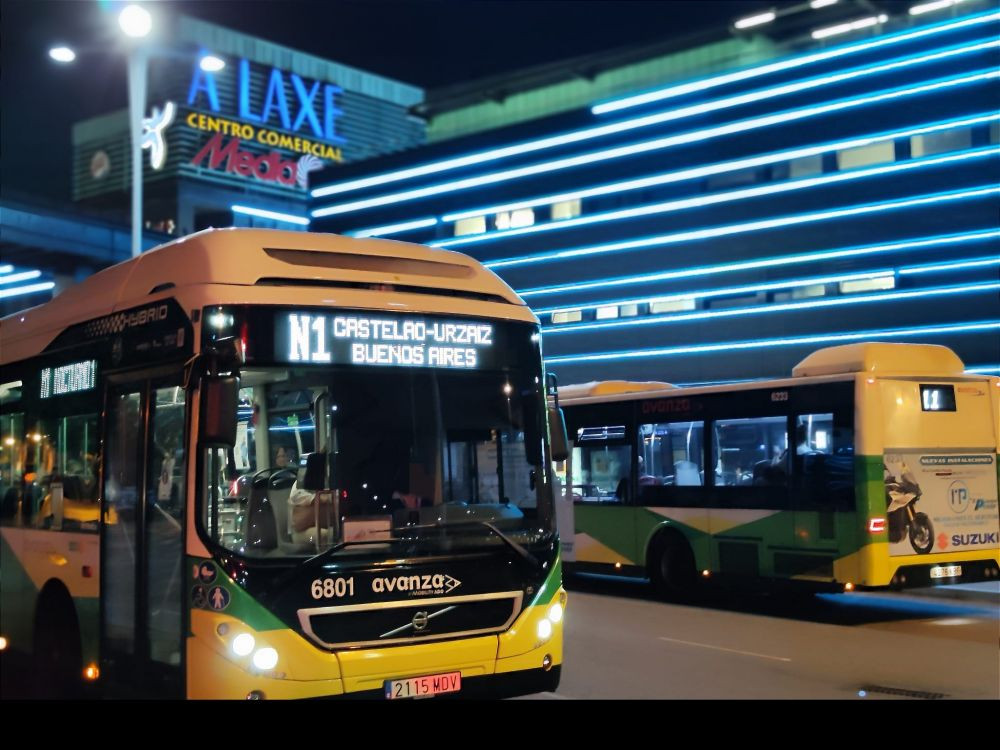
[412,611,429,632]
[937,532,949,549]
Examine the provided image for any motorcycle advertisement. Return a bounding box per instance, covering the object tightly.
[883,452,999,556]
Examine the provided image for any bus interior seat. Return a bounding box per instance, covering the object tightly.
[243,469,277,552]
[673,460,702,486]
[267,468,297,549]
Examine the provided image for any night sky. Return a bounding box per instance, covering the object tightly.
[1,0,773,202]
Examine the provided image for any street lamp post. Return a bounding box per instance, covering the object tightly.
[119,4,154,258]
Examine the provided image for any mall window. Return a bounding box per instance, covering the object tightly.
[454,216,487,236]
[788,154,823,179]
[840,276,894,294]
[650,298,695,314]
[551,309,583,325]
[619,304,639,317]
[596,306,619,320]
[495,208,534,230]
[550,199,582,221]
[990,121,999,144]
[911,127,972,158]
[836,141,894,170]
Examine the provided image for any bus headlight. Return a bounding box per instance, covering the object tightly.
[536,618,553,641]
[547,602,563,624]
[252,647,279,671]
[231,633,255,657]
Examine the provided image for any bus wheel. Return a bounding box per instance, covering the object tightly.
[32,582,83,699]
[909,512,934,555]
[649,533,696,600]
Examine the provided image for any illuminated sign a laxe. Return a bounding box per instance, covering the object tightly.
[278,313,495,369]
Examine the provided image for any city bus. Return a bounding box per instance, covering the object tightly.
[0,228,567,699]
[553,343,999,595]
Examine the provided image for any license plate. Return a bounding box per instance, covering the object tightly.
[384,671,461,700]
[930,565,962,579]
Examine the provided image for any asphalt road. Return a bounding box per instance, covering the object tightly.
[525,575,999,700]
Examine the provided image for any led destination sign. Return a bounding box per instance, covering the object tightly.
[279,313,495,369]
[40,360,96,398]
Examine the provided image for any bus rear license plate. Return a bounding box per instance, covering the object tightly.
[930,565,961,579]
[384,671,461,700]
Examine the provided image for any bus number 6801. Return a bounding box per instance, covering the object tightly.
[311,577,355,600]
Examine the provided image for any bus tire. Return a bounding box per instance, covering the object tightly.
[32,581,83,699]
[909,512,933,555]
[648,531,697,600]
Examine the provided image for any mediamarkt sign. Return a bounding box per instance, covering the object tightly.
[186,58,346,188]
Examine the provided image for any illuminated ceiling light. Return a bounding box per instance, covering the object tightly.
[911,1,966,16]
[810,0,839,8]
[439,113,999,224]
[0,270,41,286]
[519,230,999,299]
[541,282,1000,336]
[544,321,1000,365]
[48,46,76,63]
[349,217,438,238]
[434,147,998,249]
[118,4,153,38]
[313,68,1000,217]
[313,11,1000,196]
[0,282,55,300]
[813,15,889,40]
[199,54,225,72]
[734,11,777,30]
[485,185,999,270]
[231,205,310,226]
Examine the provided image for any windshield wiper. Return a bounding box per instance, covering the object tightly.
[401,519,542,571]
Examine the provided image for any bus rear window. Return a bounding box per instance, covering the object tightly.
[920,385,956,412]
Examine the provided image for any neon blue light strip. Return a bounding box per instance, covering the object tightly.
[349,218,439,238]
[438,113,999,224]
[312,69,1000,217]
[0,282,55,300]
[519,230,999,299]
[311,14,1000,199]
[486,185,1000,270]
[966,365,1000,374]
[0,265,13,275]
[591,9,1000,114]
[0,270,42,286]
[545,322,1000,364]
[537,269,895,316]
[433,147,998,249]
[231,205,310,226]
[898,257,1000,274]
[541,282,1000,335]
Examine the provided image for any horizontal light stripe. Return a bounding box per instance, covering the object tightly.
[486,186,1000,270]
[965,365,1000,374]
[348,218,438,238]
[312,69,1000,217]
[545,322,1000,364]
[0,282,56,300]
[433,146,998,249]
[898,257,1000,274]
[231,205,310,226]
[542,282,1000,335]
[537,269,895,316]
[439,113,999,224]
[592,8,999,114]
[812,15,888,41]
[0,270,42,286]
[0,265,13,275]
[519,230,999,299]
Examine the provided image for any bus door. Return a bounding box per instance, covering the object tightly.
[101,377,186,697]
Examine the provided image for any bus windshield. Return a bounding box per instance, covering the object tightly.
[201,364,554,560]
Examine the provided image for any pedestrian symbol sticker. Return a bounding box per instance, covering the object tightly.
[191,585,208,609]
[209,585,230,611]
[198,562,217,584]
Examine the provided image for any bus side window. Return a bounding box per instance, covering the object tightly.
[713,417,789,489]
[638,421,705,504]
[794,413,854,510]
[571,425,630,504]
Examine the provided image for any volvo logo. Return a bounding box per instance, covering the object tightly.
[380,605,456,640]
[412,611,429,631]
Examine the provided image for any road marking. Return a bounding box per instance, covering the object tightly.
[658,636,791,662]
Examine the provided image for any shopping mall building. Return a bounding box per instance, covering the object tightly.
[3,2,998,384]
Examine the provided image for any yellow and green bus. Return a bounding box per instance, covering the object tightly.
[554,343,999,594]
[0,229,566,699]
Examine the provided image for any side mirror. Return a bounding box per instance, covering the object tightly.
[200,376,239,447]
[300,451,327,491]
[548,406,569,462]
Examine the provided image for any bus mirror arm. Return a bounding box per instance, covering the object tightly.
[547,372,569,462]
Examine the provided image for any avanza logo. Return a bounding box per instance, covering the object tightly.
[371,574,461,596]
[85,304,168,338]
